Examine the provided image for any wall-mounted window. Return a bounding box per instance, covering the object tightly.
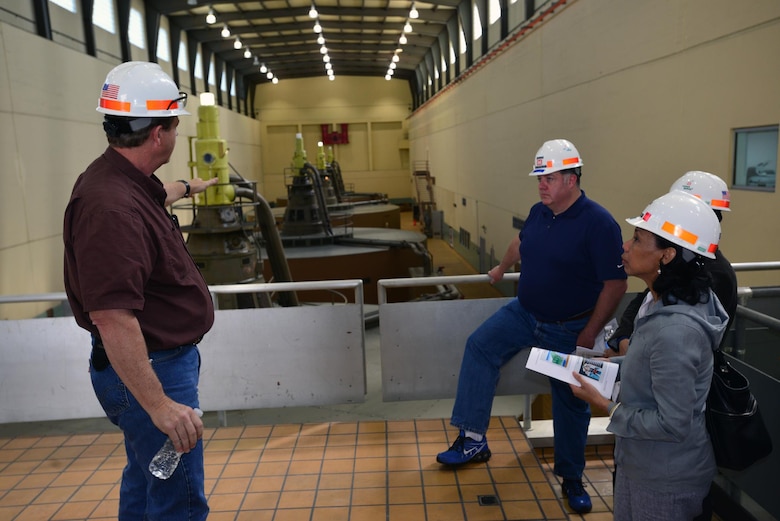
[128,8,145,49]
[93,0,115,33]
[157,27,170,62]
[49,0,76,13]
[732,125,778,192]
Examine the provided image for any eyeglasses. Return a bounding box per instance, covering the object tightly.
[166,92,188,111]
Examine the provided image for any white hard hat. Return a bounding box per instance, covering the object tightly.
[97,61,189,117]
[669,171,731,212]
[529,139,583,176]
[626,191,720,259]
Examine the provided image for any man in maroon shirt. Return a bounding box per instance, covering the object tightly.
[63,62,217,521]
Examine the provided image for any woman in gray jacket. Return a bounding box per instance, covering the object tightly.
[571,191,728,520]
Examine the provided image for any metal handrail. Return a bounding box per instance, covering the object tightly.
[377,273,520,304]
[0,280,364,310]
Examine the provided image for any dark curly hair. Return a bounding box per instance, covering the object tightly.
[652,234,713,306]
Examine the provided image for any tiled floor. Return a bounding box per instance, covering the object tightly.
[0,416,615,520]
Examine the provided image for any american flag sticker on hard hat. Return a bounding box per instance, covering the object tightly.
[102,84,120,99]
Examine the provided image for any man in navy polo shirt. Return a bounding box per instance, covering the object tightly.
[436,139,627,514]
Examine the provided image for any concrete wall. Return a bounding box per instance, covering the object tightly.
[407,0,780,291]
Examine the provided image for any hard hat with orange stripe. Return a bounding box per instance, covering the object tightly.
[626,191,721,260]
[96,61,189,118]
[669,171,731,212]
[529,139,583,176]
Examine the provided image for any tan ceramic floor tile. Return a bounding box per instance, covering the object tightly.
[9,503,58,521]
[354,457,386,472]
[348,504,386,520]
[351,471,385,489]
[208,492,244,512]
[388,470,421,487]
[248,475,285,493]
[313,488,351,507]
[287,459,322,475]
[13,472,58,489]
[70,484,113,502]
[228,449,263,464]
[426,502,467,521]
[388,485,424,504]
[316,473,353,490]
[50,499,99,520]
[311,505,350,520]
[241,491,280,509]
[292,447,325,461]
[212,476,251,495]
[282,474,319,491]
[424,484,462,503]
[236,510,274,521]
[277,489,316,509]
[390,503,426,518]
[220,462,257,478]
[351,486,386,506]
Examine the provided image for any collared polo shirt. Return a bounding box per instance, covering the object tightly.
[64,147,214,351]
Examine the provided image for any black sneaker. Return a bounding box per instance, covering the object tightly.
[436,430,491,466]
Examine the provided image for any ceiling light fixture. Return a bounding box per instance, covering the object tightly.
[320,45,328,54]
[323,55,330,63]
[252,56,260,66]
[266,71,273,79]
[403,21,413,33]
[399,34,407,45]
[221,24,230,37]
[272,77,279,84]
[329,75,335,81]
[205,8,216,24]
[244,47,251,58]
[260,63,267,73]
[313,21,322,33]
[392,54,400,63]
[409,3,419,19]
[309,4,318,18]
[317,35,325,45]
[187,0,197,5]
[233,36,242,49]
[385,74,391,81]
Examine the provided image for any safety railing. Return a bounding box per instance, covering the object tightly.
[377,273,549,430]
[0,280,365,425]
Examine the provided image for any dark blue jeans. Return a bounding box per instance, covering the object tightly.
[90,345,208,521]
[451,298,591,480]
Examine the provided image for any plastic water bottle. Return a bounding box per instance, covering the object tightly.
[149,408,203,480]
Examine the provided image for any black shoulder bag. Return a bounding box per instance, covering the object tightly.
[705,348,773,471]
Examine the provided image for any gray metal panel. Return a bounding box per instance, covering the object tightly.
[198,304,366,411]
[0,317,102,423]
[379,297,549,401]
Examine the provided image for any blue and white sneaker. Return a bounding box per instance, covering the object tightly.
[436,430,491,466]
[562,479,592,514]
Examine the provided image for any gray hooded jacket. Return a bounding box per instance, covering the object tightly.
[608,289,728,493]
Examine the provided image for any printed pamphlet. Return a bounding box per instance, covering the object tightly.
[525,347,619,399]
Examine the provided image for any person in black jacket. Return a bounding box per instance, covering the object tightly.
[606,171,737,356]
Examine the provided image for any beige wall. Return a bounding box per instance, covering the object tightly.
[408,0,780,290]
[0,22,262,319]
[253,76,413,203]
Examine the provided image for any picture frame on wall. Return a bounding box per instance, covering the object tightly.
[732,125,778,192]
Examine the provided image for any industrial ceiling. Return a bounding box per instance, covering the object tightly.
[150,0,461,87]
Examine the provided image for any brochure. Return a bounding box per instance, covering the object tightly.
[525,347,619,399]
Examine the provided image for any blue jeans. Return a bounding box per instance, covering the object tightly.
[451,298,591,480]
[90,344,208,521]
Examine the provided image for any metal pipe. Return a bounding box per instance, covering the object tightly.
[233,186,299,307]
